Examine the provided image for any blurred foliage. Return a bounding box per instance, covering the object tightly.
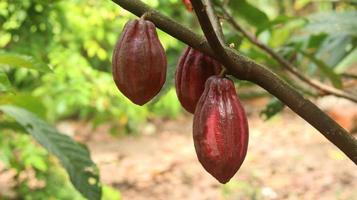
[0,0,356,199]
[222,180,262,200]
[0,105,101,200]
[0,131,120,200]
[1,0,354,128]
[260,98,285,120]
[149,88,183,118]
[220,0,356,90]
[0,0,186,131]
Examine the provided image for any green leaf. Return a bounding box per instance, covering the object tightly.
[0,52,52,72]
[304,11,357,37]
[0,71,13,93]
[315,35,353,68]
[335,48,357,73]
[306,34,327,49]
[102,185,122,200]
[0,121,26,132]
[298,50,342,88]
[260,98,285,120]
[0,93,47,118]
[228,0,269,28]
[256,15,299,36]
[0,105,102,200]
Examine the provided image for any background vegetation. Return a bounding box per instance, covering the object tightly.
[0,0,356,199]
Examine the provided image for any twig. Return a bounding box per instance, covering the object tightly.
[202,0,225,44]
[203,0,227,76]
[111,0,357,164]
[217,4,357,103]
[342,73,357,80]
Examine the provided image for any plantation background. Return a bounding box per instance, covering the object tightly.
[0,0,356,199]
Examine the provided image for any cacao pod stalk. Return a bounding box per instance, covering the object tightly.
[175,46,222,113]
[112,18,167,105]
[193,76,249,183]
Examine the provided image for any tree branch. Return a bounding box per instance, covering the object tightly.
[216,4,357,103]
[342,73,357,80]
[203,0,225,43]
[111,0,357,164]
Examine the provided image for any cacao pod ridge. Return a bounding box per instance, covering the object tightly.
[175,47,222,113]
[112,19,167,105]
[193,76,249,183]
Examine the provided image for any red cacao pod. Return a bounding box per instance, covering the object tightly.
[193,76,249,183]
[181,0,192,11]
[112,19,167,105]
[175,47,222,113]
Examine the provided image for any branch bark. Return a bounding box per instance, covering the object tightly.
[217,4,357,103]
[111,0,357,165]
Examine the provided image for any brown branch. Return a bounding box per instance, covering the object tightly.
[203,0,224,43]
[342,73,357,80]
[199,0,227,75]
[111,0,357,164]
[217,4,357,103]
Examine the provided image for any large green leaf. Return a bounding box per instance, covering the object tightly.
[315,35,353,69]
[0,93,47,118]
[228,0,269,28]
[0,52,52,72]
[298,50,342,88]
[335,48,357,73]
[0,105,102,200]
[304,11,357,37]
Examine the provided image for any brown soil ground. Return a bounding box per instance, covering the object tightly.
[83,109,357,200]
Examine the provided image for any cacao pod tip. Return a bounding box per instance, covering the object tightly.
[217,177,231,184]
[130,99,147,106]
